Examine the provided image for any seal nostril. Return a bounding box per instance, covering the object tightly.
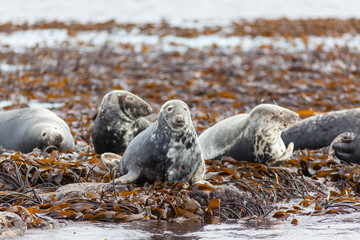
[55,134,63,143]
[175,115,185,124]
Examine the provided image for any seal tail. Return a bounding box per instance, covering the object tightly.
[114,167,141,185]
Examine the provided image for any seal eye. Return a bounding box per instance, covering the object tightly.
[167,107,173,112]
[184,107,188,111]
[127,96,134,101]
[279,111,283,115]
[42,132,47,137]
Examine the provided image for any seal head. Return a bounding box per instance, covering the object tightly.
[0,108,75,153]
[251,104,299,163]
[91,90,152,154]
[34,122,65,150]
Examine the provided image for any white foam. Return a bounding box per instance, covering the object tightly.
[0,29,359,53]
[0,100,13,109]
[0,63,21,72]
[0,100,64,109]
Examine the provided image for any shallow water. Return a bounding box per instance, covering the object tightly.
[18,212,360,240]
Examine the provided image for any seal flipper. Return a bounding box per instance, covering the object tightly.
[190,161,205,184]
[329,132,357,157]
[101,152,122,172]
[114,166,142,185]
[270,142,294,166]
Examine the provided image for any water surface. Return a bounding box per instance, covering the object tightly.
[19,212,360,240]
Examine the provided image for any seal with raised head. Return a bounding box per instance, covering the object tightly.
[0,107,75,153]
[199,104,299,164]
[102,99,205,185]
[91,90,152,154]
[281,108,360,150]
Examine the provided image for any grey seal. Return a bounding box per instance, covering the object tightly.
[282,108,360,150]
[199,104,299,164]
[102,99,205,185]
[91,90,152,154]
[0,107,75,153]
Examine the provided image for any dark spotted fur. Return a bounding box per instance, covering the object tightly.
[91,90,152,154]
[112,100,205,185]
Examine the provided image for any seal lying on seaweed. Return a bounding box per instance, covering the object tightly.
[199,104,299,165]
[0,108,75,153]
[282,108,360,150]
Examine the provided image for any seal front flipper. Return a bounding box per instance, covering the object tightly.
[270,142,294,166]
[329,132,357,157]
[114,166,142,185]
[101,152,122,172]
[190,160,205,184]
[330,132,360,163]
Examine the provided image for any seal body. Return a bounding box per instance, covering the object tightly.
[199,104,299,164]
[282,108,360,150]
[0,108,75,153]
[91,90,152,154]
[111,100,205,185]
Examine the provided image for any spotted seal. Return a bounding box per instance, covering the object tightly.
[199,104,299,164]
[91,90,152,154]
[102,99,205,185]
[282,108,360,150]
[0,107,75,153]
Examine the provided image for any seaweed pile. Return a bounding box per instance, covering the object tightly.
[0,18,360,233]
[1,148,360,230]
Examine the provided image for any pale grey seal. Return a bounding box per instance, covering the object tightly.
[199,104,299,164]
[91,90,152,154]
[0,107,75,153]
